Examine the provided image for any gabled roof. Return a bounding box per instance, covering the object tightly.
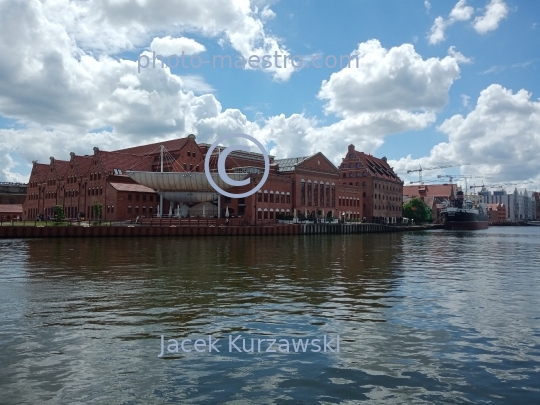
[403,184,456,198]
[53,159,70,180]
[114,138,190,156]
[354,152,401,181]
[274,155,315,172]
[31,163,49,183]
[73,155,93,178]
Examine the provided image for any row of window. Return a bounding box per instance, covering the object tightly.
[374,205,402,212]
[257,191,291,204]
[127,206,154,214]
[127,194,155,202]
[338,197,360,207]
[300,182,336,207]
[375,183,400,192]
[342,172,367,178]
[90,172,101,181]
[342,163,362,169]
[375,194,401,202]
[88,187,103,196]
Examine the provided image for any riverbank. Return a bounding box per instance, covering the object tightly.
[0,222,443,239]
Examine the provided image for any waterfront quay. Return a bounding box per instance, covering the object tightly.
[0,220,435,239]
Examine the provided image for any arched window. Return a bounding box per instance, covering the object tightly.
[342,173,346,178]
[356,163,360,168]
[356,182,359,186]
[363,192,366,197]
[349,172,354,177]
[356,172,360,177]
[363,182,367,186]
[349,153,353,158]
[342,164,346,168]
[349,163,353,168]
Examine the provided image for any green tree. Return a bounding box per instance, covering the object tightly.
[93,200,102,223]
[53,205,65,224]
[402,197,429,224]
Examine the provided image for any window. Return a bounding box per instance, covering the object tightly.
[363,172,367,176]
[190,164,193,171]
[149,206,153,213]
[301,181,305,205]
[349,172,354,177]
[331,184,336,207]
[128,206,132,213]
[349,164,353,168]
[356,182,359,186]
[270,192,274,203]
[135,206,139,213]
[286,193,291,204]
[142,206,146,213]
[264,191,268,202]
[363,182,367,186]
[270,210,274,220]
[100,187,103,195]
[356,163,360,168]
[281,193,285,203]
[342,173,346,178]
[264,210,268,220]
[342,164,346,168]
[143,195,146,202]
[320,184,324,206]
[187,151,191,157]
[196,166,199,172]
[356,172,360,177]
[258,210,262,220]
[183,163,187,171]
[349,154,353,158]
[111,206,114,213]
[128,194,132,201]
[258,191,262,202]
[307,182,312,206]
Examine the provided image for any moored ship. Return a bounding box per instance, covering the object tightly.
[440,191,489,230]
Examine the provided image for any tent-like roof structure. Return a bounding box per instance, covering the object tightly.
[126,171,249,192]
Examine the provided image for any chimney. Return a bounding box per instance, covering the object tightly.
[381,156,387,162]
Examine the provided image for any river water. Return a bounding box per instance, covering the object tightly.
[1,227,540,404]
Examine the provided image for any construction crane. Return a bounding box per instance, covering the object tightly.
[472,181,534,190]
[437,174,475,183]
[407,163,471,184]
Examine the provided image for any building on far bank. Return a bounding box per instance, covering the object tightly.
[21,136,398,223]
[0,204,23,220]
[402,183,456,223]
[487,203,506,223]
[340,145,403,224]
[533,191,540,220]
[478,188,536,221]
[0,182,27,205]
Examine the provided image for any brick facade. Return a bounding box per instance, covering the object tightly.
[22,136,399,223]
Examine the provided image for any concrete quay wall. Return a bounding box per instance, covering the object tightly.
[0,223,407,239]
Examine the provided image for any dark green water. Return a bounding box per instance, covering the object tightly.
[1,227,540,404]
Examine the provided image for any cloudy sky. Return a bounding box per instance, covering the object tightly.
[0,0,539,191]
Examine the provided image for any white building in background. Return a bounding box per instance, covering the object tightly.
[478,188,537,221]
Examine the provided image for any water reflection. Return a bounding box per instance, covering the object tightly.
[1,228,539,403]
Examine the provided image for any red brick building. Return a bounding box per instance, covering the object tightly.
[487,203,506,223]
[22,135,399,223]
[0,204,23,221]
[339,145,403,223]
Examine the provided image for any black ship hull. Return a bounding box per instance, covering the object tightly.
[442,210,489,230]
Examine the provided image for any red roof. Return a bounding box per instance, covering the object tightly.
[0,204,23,214]
[53,159,70,180]
[114,138,189,156]
[31,163,49,183]
[403,184,456,199]
[355,152,401,181]
[73,155,93,177]
[109,182,156,193]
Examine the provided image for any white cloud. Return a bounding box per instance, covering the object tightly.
[260,6,276,20]
[318,40,464,117]
[390,84,540,188]
[424,1,431,11]
[473,0,509,34]
[461,94,470,107]
[149,36,206,56]
[428,0,474,44]
[0,1,466,181]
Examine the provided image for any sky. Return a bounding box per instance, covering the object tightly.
[0,0,539,192]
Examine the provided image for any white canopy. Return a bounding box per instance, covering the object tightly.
[126,171,249,192]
